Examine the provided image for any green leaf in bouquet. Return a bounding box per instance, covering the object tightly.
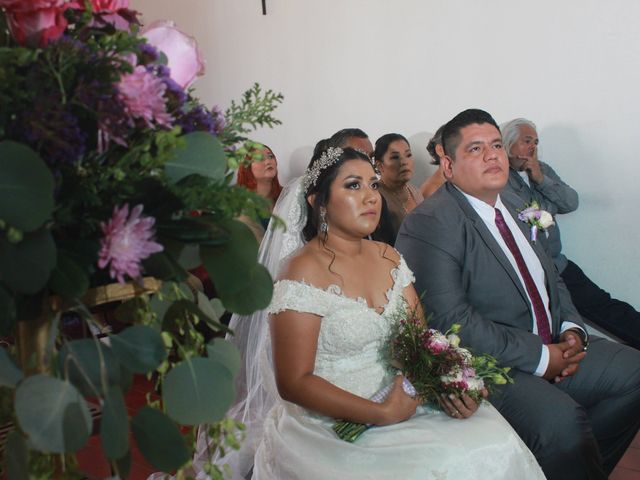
[58,338,129,397]
[149,281,194,326]
[100,387,129,460]
[15,375,91,453]
[161,237,201,270]
[156,217,230,246]
[0,284,16,336]
[114,296,149,324]
[131,406,190,472]
[200,218,273,314]
[0,141,54,232]
[0,346,22,388]
[127,178,184,220]
[162,356,235,425]
[49,250,89,300]
[114,449,132,479]
[215,264,273,315]
[0,227,56,294]
[206,338,241,378]
[165,131,227,183]
[4,431,28,480]
[163,298,232,335]
[142,251,189,282]
[110,325,167,374]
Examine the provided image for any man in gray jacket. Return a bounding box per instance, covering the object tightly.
[501,118,640,349]
[396,109,640,480]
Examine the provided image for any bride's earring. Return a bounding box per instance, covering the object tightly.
[320,207,329,234]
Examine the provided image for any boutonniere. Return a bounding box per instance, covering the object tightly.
[517,201,555,243]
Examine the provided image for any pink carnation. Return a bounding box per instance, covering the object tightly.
[117,65,173,128]
[424,331,450,354]
[98,204,164,284]
[90,0,129,11]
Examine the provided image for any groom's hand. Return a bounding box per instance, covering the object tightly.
[544,338,586,382]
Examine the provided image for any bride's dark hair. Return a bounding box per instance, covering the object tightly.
[302,146,372,242]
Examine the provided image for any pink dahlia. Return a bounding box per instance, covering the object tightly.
[117,65,173,128]
[98,204,164,284]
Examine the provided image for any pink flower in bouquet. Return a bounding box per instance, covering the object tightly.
[117,65,173,128]
[90,0,129,11]
[0,0,78,46]
[142,20,205,89]
[98,204,164,283]
[424,330,449,354]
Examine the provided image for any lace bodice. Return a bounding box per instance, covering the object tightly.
[267,256,415,401]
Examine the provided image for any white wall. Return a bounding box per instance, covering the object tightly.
[132,0,640,309]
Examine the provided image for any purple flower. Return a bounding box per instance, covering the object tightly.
[98,204,164,283]
[117,65,173,128]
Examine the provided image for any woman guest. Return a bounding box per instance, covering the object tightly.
[373,134,423,240]
[419,125,447,198]
[236,144,283,241]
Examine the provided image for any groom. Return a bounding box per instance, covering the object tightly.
[395,109,640,480]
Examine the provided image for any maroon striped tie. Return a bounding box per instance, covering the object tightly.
[494,208,552,344]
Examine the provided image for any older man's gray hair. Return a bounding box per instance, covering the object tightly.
[500,118,537,156]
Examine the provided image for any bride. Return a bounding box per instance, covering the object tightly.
[197,146,545,479]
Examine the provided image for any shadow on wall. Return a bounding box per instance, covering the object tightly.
[408,131,437,187]
[539,124,609,207]
[286,145,315,183]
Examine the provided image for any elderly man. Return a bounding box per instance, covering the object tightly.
[501,118,640,350]
[396,109,640,480]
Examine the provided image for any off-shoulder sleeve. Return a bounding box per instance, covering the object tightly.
[267,280,332,318]
[394,255,415,291]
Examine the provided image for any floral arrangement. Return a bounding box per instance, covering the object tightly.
[518,201,555,243]
[333,304,512,442]
[0,1,283,478]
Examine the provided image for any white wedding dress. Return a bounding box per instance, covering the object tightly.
[251,257,546,480]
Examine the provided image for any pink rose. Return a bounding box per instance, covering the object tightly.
[0,0,78,46]
[90,0,129,11]
[142,20,205,89]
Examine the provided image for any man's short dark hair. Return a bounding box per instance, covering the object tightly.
[442,109,500,159]
[329,128,369,147]
[427,125,445,165]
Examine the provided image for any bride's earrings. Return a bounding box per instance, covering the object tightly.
[320,207,329,234]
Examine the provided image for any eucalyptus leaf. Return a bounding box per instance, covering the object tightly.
[149,281,193,326]
[131,406,190,472]
[114,449,132,479]
[15,375,91,453]
[142,251,188,282]
[200,219,273,314]
[100,388,129,460]
[0,228,56,294]
[58,339,126,397]
[214,264,273,315]
[49,250,89,300]
[4,431,28,480]
[110,325,167,374]
[163,357,234,425]
[0,347,23,388]
[163,299,231,335]
[206,338,241,377]
[0,141,54,232]
[0,284,16,336]
[165,132,227,183]
[114,296,148,325]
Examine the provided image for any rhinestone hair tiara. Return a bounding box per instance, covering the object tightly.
[302,146,343,193]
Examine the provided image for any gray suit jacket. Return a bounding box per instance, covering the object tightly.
[395,182,585,374]
[501,162,579,273]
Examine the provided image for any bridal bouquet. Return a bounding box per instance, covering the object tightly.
[0,1,282,478]
[333,304,512,442]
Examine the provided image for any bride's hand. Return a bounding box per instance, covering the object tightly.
[377,376,420,425]
[439,389,488,420]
